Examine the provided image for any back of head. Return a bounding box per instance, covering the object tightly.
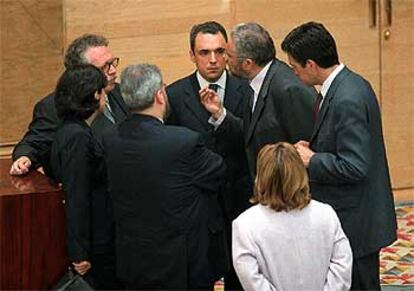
[120,64,163,111]
[64,34,109,69]
[231,22,275,67]
[55,64,107,120]
[189,21,228,52]
[252,142,311,211]
[281,21,339,68]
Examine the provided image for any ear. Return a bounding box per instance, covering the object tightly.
[241,58,253,71]
[155,88,165,105]
[306,59,317,69]
[94,91,101,100]
[189,49,196,63]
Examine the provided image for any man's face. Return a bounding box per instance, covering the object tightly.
[85,46,118,92]
[287,55,316,86]
[190,32,227,83]
[226,39,248,79]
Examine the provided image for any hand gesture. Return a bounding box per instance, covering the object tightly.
[199,87,223,120]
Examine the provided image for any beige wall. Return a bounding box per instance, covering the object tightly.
[0,0,63,151]
[0,0,412,200]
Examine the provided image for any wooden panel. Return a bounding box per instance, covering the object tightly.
[0,158,67,289]
[63,0,234,84]
[0,0,63,146]
[232,0,380,96]
[381,0,414,190]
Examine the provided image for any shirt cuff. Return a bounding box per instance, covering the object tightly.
[208,108,227,130]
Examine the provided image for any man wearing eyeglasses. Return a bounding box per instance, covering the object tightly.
[166,21,252,289]
[10,34,129,177]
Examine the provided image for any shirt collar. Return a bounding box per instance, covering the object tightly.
[196,70,227,90]
[320,63,345,97]
[250,61,272,96]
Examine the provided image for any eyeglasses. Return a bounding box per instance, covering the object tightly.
[100,57,120,73]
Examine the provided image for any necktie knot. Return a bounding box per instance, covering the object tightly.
[208,83,219,92]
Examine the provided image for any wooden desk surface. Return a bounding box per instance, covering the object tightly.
[0,158,67,289]
[0,158,60,196]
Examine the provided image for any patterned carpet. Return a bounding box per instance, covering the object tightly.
[380,202,414,286]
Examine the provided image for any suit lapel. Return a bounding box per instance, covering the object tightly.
[310,67,351,143]
[108,84,129,122]
[182,73,211,129]
[246,60,278,144]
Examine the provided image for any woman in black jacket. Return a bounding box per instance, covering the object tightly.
[50,65,120,289]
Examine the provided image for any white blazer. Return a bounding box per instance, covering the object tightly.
[232,200,352,291]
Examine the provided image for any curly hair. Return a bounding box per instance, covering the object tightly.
[64,34,109,69]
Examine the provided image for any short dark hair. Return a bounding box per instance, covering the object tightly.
[64,34,109,69]
[281,21,339,68]
[251,142,311,211]
[55,64,107,120]
[231,22,275,67]
[190,21,228,52]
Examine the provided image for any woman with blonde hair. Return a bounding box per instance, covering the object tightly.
[232,142,352,291]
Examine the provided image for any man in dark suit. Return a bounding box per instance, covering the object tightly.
[281,21,397,290]
[166,21,252,287]
[201,22,315,179]
[10,33,129,176]
[103,63,226,289]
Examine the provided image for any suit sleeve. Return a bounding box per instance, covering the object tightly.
[60,132,92,262]
[215,110,244,146]
[12,97,58,169]
[188,134,226,194]
[309,96,371,184]
[324,208,353,291]
[276,85,315,143]
[232,219,278,291]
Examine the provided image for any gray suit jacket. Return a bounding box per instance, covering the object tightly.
[308,66,397,258]
[218,59,316,178]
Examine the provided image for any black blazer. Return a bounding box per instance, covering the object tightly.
[50,120,114,262]
[102,114,226,289]
[12,84,129,175]
[166,72,252,222]
[308,67,397,258]
[218,59,316,178]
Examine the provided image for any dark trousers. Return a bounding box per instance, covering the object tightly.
[84,250,123,290]
[351,251,381,290]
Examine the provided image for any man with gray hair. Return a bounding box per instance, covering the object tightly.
[201,22,316,178]
[10,33,129,176]
[103,63,226,289]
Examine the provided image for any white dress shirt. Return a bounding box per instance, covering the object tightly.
[318,63,345,108]
[232,200,352,291]
[249,61,272,112]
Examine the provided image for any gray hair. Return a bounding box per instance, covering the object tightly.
[64,34,109,69]
[231,23,276,67]
[120,64,163,111]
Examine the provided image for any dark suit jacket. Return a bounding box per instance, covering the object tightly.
[218,59,316,178]
[50,120,114,262]
[166,71,252,222]
[308,66,397,258]
[102,114,226,289]
[12,84,129,175]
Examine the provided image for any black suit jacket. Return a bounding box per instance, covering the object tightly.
[50,120,114,262]
[12,84,129,175]
[218,59,316,178]
[166,71,252,222]
[308,67,397,258]
[103,114,226,289]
